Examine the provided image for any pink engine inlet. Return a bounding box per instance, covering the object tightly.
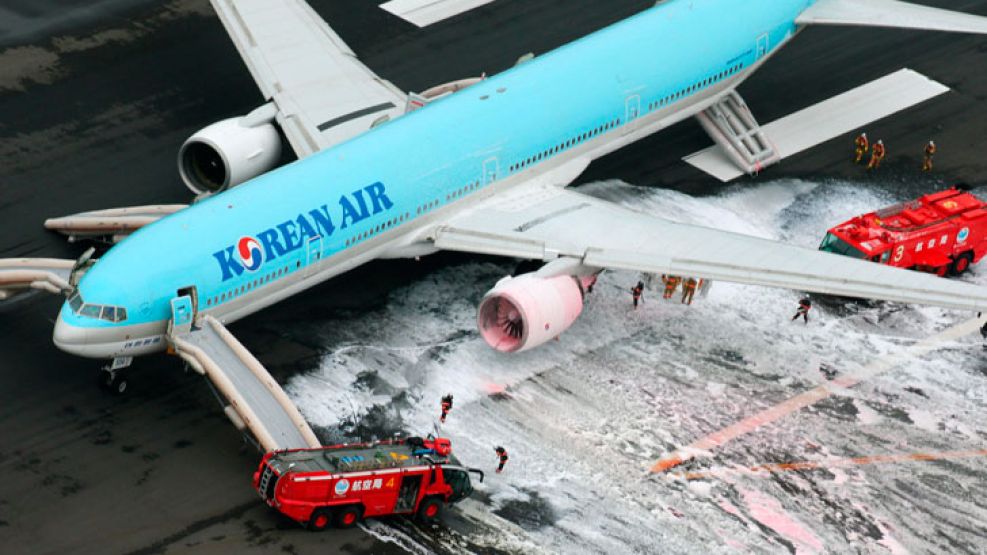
[476,274,591,352]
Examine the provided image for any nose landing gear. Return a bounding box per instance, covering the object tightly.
[98,357,133,395]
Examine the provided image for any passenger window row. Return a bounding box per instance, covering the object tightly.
[346,211,412,248]
[648,62,745,112]
[509,118,622,173]
[206,266,289,308]
[447,180,481,202]
[416,199,440,217]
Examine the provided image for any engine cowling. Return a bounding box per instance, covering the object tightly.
[477,274,590,353]
[178,117,281,195]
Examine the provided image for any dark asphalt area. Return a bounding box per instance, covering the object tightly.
[2,0,987,553]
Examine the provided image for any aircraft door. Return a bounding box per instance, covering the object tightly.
[756,33,769,60]
[305,235,323,277]
[394,474,422,514]
[623,95,641,135]
[177,286,198,317]
[483,157,499,185]
[169,295,194,337]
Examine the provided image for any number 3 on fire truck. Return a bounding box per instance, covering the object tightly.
[894,245,904,262]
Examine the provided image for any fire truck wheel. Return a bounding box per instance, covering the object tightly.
[334,506,362,529]
[416,497,443,524]
[950,253,973,275]
[307,509,333,532]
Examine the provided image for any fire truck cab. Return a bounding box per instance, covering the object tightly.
[253,435,483,531]
[820,187,987,276]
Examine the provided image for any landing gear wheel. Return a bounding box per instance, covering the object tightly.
[307,508,332,532]
[951,253,973,276]
[416,497,443,524]
[334,506,362,529]
[98,369,128,395]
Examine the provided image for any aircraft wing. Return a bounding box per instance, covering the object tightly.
[797,0,987,34]
[428,183,987,311]
[210,0,407,158]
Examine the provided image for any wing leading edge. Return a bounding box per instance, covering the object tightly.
[209,0,406,158]
[797,0,987,34]
[431,184,987,312]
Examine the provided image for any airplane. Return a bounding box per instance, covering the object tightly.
[4,0,987,403]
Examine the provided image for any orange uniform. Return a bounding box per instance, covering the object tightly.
[854,133,869,164]
[923,141,937,172]
[867,141,886,170]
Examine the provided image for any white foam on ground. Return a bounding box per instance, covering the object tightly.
[286,179,987,553]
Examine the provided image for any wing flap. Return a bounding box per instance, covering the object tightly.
[797,0,987,34]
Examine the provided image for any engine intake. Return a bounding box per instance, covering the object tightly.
[477,274,590,353]
[178,117,281,195]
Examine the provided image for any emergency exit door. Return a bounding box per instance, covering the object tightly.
[394,474,422,513]
[305,235,322,277]
[756,33,769,60]
[483,157,499,185]
[623,95,641,135]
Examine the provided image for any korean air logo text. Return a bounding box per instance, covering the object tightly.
[212,182,394,282]
[237,237,264,272]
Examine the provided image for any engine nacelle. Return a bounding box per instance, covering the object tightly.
[178,117,281,195]
[477,274,590,353]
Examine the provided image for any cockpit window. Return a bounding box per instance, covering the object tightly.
[80,304,101,318]
[67,291,128,323]
[68,292,84,313]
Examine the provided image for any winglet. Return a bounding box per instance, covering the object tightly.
[797,0,987,34]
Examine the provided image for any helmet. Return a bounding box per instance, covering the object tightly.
[877,140,884,145]
[862,132,867,138]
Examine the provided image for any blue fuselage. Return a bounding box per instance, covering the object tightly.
[54,0,812,357]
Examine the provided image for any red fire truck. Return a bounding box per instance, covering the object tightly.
[253,435,484,531]
[819,187,987,276]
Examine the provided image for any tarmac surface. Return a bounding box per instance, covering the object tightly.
[2,0,987,553]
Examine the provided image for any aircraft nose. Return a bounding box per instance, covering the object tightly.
[53,312,88,355]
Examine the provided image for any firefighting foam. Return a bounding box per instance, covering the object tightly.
[286,179,987,553]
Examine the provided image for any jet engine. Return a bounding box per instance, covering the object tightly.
[178,117,281,195]
[477,273,593,353]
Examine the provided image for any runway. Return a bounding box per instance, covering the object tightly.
[2,1,987,553]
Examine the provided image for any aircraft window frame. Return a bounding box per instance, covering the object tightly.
[68,292,84,313]
[100,306,116,322]
[79,304,101,319]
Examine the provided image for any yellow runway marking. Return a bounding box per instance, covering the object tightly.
[651,316,984,474]
[673,449,987,480]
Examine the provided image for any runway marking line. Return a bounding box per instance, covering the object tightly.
[673,449,987,480]
[651,316,984,474]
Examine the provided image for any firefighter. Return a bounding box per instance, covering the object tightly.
[662,275,681,300]
[631,280,644,309]
[494,446,509,473]
[854,132,869,164]
[440,394,453,423]
[922,140,937,172]
[792,298,812,324]
[681,277,699,305]
[867,140,886,170]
